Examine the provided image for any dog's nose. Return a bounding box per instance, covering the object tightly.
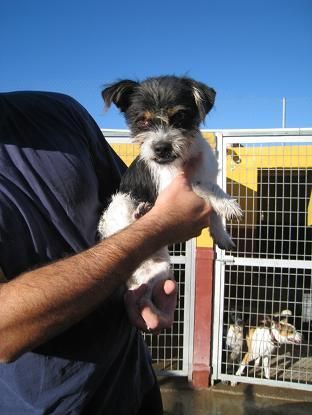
[154,142,172,158]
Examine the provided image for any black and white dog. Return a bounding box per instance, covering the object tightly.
[98,76,242,290]
[226,311,244,362]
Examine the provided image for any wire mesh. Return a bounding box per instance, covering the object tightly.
[226,143,312,261]
[219,138,312,389]
[143,255,187,373]
[223,266,312,384]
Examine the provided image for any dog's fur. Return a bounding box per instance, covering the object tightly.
[235,311,302,380]
[98,75,242,290]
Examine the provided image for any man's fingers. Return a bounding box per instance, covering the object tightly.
[152,279,177,316]
[124,284,148,305]
[124,285,149,330]
[183,153,203,178]
[153,279,177,297]
[141,301,161,331]
[125,306,147,330]
[124,281,177,333]
[140,299,173,331]
[163,279,177,295]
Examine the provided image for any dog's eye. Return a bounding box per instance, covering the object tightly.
[136,119,151,129]
[171,111,187,127]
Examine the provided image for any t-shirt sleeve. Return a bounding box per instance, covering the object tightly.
[67,98,127,208]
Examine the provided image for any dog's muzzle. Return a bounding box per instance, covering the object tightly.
[152,141,176,163]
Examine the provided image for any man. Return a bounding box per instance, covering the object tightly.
[0,91,211,414]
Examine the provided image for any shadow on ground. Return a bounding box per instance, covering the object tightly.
[160,378,312,415]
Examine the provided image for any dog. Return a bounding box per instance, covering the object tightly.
[226,311,244,362]
[98,75,242,290]
[235,310,302,381]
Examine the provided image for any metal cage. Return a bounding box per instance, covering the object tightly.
[213,130,312,391]
[143,241,195,376]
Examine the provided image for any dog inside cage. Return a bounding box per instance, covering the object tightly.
[222,267,311,384]
[219,141,312,387]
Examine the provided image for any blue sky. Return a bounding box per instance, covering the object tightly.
[1,0,311,130]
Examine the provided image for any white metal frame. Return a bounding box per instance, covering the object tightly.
[212,130,312,391]
[143,240,196,378]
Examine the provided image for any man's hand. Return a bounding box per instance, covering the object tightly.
[124,279,177,333]
[149,171,211,245]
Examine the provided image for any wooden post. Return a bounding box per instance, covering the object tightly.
[192,247,214,388]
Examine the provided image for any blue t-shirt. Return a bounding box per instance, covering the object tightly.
[0,91,154,414]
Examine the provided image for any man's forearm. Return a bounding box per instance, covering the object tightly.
[0,171,211,362]
[0,211,169,362]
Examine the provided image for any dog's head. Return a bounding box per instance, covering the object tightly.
[102,75,216,165]
[229,309,244,327]
[271,320,302,345]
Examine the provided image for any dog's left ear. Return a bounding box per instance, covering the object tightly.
[189,80,216,122]
[102,80,139,112]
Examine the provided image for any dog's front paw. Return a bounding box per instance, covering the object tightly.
[133,202,153,220]
[215,198,243,221]
[209,213,236,250]
[215,234,236,251]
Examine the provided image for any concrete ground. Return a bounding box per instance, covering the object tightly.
[160,377,312,415]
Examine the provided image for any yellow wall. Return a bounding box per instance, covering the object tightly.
[196,133,216,247]
[227,145,312,191]
[111,143,140,166]
[226,145,312,229]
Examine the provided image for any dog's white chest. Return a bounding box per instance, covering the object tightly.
[154,165,181,192]
[251,328,275,357]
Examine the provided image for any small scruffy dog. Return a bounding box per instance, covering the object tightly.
[98,75,242,290]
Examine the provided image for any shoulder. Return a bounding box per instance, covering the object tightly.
[0,91,79,110]
[0,90,80,106]
[0,91,91,125]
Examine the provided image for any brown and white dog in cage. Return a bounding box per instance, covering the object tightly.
[98,76,242,293]
[235,310,302,381]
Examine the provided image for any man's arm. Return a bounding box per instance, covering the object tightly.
[0,172,210,362]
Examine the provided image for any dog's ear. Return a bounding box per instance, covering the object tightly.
[189,80,216,121]
[101,80,139,112]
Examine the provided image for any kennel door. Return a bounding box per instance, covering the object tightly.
[212,132,312,391]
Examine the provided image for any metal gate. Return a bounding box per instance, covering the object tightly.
[144,240,195,377]
[212,129,312,391]
[103,129,196,377]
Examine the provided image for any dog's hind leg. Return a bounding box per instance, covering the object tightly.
[235,352,253,376]
[254,357,261,367]
[133,202,153,220]
[130,246,172,289]
[98,193,136,238]
[263,356,271,379]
